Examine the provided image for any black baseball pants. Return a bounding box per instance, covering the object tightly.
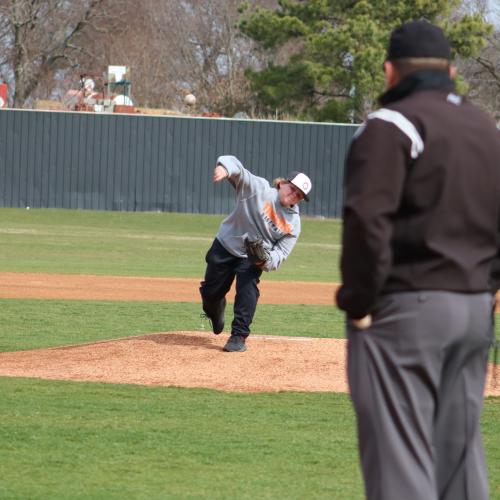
[200,238,262,337]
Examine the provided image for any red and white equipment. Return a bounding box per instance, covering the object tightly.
[0,83,7,108]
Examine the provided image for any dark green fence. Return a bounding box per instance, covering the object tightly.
[0,109,357,218]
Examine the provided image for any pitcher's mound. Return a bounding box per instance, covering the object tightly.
[0,332,348,392]
[0,332,498,395]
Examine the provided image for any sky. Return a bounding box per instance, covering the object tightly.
[487,0,500,25]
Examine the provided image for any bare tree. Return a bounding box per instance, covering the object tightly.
[0,0,280,115]
[460,31,500,121]
[456,0,500,121]
[85,0,277,116]
[0,0,124,107]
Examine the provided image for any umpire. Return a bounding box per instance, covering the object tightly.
[337,20,500,500]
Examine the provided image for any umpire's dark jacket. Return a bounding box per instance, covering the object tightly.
[337,70,500,319]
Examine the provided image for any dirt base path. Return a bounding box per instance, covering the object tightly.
[0,272,498,395]
[0,272,338,305]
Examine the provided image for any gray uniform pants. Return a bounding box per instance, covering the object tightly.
[347,291,493,500]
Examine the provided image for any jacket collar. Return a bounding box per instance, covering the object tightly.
[378,69,456,106]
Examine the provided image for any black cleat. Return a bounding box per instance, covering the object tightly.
[223,335,247,352]
[202,297,226,335]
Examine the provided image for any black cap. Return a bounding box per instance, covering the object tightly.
[387,20,451,61]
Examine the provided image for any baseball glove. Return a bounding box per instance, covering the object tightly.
[245,237,270,268]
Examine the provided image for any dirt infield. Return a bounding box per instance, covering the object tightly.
[0,272,498,395]
[0,272,338,304]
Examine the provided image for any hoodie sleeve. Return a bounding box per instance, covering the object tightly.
[216,155,270,199]
[263,220,301,272]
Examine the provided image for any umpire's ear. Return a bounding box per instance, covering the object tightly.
[383,61,399,90]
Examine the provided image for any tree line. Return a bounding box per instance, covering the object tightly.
[0,0,498,123]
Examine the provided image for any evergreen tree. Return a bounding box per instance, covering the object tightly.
[239,0,492,122]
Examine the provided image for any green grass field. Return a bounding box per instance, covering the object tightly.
[0,208,498,499]
[0,208,342,282]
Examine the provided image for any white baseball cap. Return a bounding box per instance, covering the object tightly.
[287,171,312,202]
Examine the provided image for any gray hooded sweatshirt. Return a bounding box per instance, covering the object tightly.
[215,155,301,272]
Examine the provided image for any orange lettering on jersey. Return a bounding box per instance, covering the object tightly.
[262,202,293,234]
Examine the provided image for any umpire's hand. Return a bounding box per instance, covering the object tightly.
[352,315,372,330]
